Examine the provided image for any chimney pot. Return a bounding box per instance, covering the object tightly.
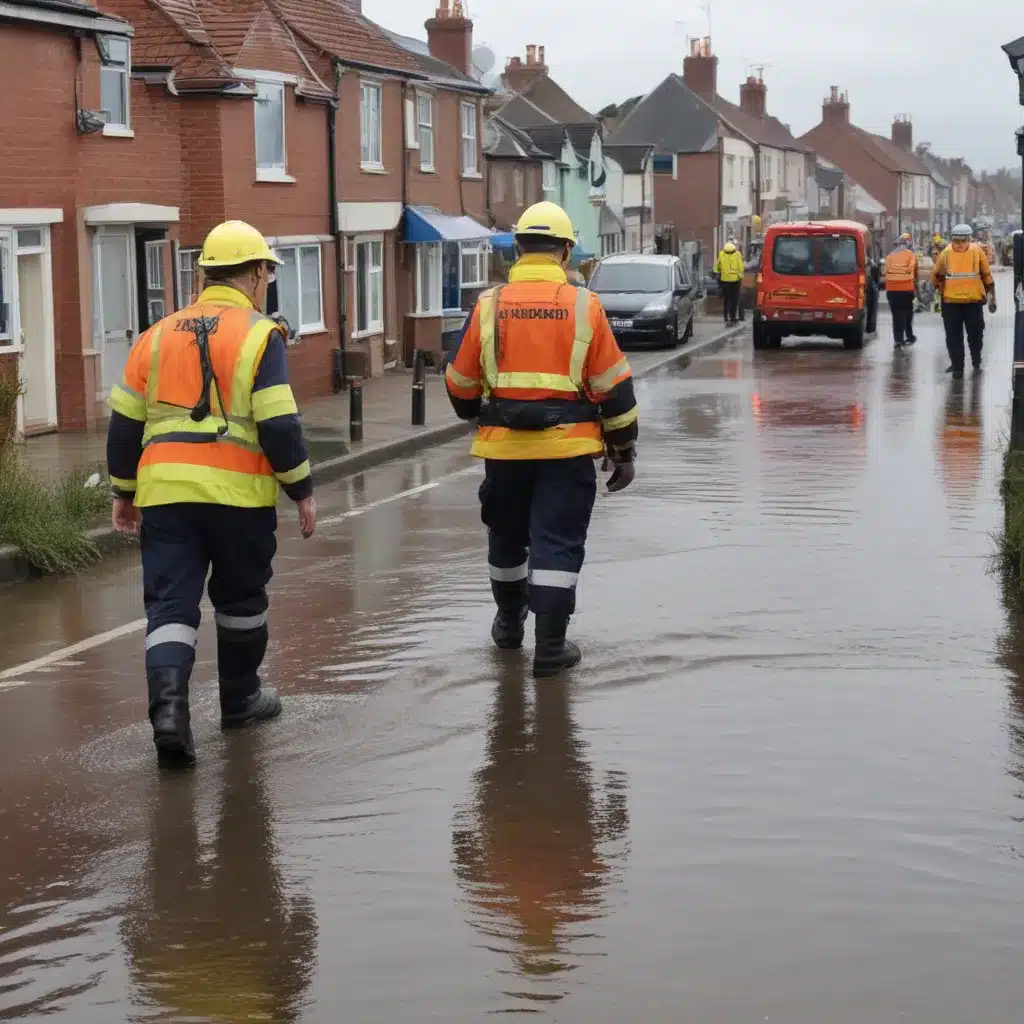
[682,36,717,97]
[425,0,473,76]
[526,44,536,65]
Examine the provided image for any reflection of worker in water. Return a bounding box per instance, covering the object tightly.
[452,669,628,996]
[121,738,317,1022]
[937,377,983,509]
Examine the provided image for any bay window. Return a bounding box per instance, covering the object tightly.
[270,244,324,334]
[415,243,442,314]
[460,242,487,288]
[354,236,384,335]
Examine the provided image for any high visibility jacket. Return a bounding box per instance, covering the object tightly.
[932,243,992,303]
[714,249,745,282]
[884,247,917,291]
[108,286,310,507]
[445,254,639,460]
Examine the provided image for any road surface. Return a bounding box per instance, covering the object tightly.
[1,277,1022,1022]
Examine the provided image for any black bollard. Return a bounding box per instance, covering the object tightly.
[349,376,363,443]
[1012,232,1024,449]
[411,349,426,426]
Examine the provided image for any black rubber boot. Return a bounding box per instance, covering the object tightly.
[148,667,195,766]
[490,579,529,651]
[220,680,282,730]
[532,615,582,678]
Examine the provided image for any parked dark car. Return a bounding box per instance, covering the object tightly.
[588,254,695,349]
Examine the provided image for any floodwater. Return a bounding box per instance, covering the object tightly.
[1,276,1023,1021]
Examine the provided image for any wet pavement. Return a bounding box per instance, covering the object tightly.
[2,276,1024,1021]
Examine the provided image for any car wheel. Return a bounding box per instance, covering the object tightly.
[767,328,783,349]
[752,320,769,350]
[842,324,865,350]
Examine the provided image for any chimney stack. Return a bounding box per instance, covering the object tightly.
[891,116,912,150]
[822,85,850,128]
[501,43,549,94]
[739,73,767,118]
[425,0,473,77]
[682,36,717,97]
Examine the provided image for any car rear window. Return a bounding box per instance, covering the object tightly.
[589,263,672,293]
[772,235,859,276]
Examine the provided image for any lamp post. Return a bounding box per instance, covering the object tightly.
[1000,35,1024,446]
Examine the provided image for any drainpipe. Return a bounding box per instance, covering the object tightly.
[329,63,347,391]
[640,147,649,253]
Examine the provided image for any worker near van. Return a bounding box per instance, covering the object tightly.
[444,201,639,678]
[714,241,745,324]
[884,233,918,348]
[106,220,317,765]
[932,223,996,378]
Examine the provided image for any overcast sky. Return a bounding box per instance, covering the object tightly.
[365,0,1023,171]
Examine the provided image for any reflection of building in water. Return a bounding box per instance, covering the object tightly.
[121,738,316,1022]
[936,379,983,513]
[452,668,628,1005]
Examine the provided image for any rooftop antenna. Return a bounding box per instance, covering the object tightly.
[700,2,712,40]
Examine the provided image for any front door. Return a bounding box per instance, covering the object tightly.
[17,233,56,431]
[95,229,136,392]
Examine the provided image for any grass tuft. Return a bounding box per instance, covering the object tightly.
[0,449,110,574]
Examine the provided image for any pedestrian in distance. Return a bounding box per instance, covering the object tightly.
[445,201,639,678]
[714,241,745,325]
[885,232,918,349]
[931,223,997,380]
[106,220,317,767]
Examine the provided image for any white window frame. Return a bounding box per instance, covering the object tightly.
[361,81,384,170]
[460,101,478,176]
[177,247,199,307]
[353,234,384,337]
[98,34,131,134]
[542,161,558,193]
[274,243,326,334]
[0,230,14,350]
[726,155,735,189]
[460,242,488,289]
[415,242,442,315]
[417,92,434,172]
[254,80,292,182]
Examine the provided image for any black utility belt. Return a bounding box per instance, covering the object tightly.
[479,398,600,431]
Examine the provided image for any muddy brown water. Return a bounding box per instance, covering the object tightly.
[1,283,1023,1021]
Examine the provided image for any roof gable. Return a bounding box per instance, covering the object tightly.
[704,93,808,152]
[484,115,553,159]
[517,74,595,124]
[498,91,557,128]
[607,74,718,154]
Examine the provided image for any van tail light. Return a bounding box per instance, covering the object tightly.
[756,272,763,285]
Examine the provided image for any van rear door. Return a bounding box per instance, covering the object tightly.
[767,231,861,315]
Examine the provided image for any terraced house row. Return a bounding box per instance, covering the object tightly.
[0,0,493,435]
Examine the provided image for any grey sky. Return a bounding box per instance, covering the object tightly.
[364,0,1023,171]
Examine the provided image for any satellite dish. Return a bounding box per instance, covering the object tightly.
[472,43,496,78]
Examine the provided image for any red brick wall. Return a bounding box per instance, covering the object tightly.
[485,158,543,228]
[655,152,721,253]
[800,125,898,218]
[338,74,403,203]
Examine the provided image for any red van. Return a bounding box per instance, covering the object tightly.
[752,221,871,350]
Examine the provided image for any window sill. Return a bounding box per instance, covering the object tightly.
[256,169,296,184]
[461,171,483,181]
[460,282,485,290]
[408,310,443,319]
[418,166,437,174]
[350,327,384,340]
[361,164,387,175]
[297,324,328,337]
[102,124,134,138]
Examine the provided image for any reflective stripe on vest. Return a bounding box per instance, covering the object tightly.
[137,305,278,506]
[478,285,594,396]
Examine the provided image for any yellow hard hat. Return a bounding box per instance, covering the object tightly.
[723,242,737,253]
[514,202,576,245]
[197,220,283,268]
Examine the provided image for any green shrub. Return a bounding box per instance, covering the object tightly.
[0,374,24,450]
[999,447,1024,595]
[0,450,110,574]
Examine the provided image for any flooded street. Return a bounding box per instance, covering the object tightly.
[3,280,1024,1021]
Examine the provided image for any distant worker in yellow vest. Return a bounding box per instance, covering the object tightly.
[714,241,745,325]
[445,201,639,678]
[885,233,918,349]
[106,220,317,766]
[931,223,996,379]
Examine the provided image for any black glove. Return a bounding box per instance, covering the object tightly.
[601,446,636,493]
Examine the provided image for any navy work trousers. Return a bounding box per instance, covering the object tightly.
[479,456,598,619]
[140,504,277,696]
[942,300,985,372]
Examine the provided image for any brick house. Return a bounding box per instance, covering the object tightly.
[798,88,937,246]
[0,0,491,436]
[605,38,810,257]
[483,115,554,230]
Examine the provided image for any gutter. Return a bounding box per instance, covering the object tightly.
[0,0,130,35]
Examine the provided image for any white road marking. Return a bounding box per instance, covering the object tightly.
[318,464,480,527]
[0,619,147,682]
[0,463,483,684]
